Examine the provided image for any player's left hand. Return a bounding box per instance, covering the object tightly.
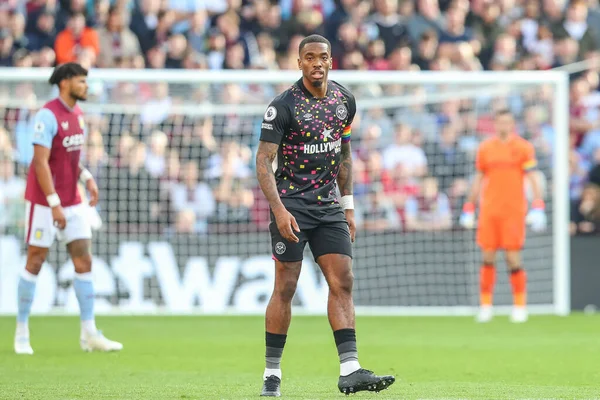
[527,208,547,233]
[345,209,356,242]
[86,179,99,207]
[526,199,547,233]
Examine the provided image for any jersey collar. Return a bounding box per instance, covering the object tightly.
[297,78,331,99]
[495,133,517,143]
[57,96,75,113]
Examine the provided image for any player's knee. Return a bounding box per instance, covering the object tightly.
[275,278,298,303]
[73,253,93,274]
[482,252,496,265]
[330,268,354,296]
[26,252,46,275]
[507,261,522,272]
[505,253,522,271]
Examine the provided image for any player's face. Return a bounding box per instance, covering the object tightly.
[69,75,88,101]
[494,113,514,135]
[298,43,332,88]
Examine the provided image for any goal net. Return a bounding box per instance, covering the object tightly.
[0,68,569,316]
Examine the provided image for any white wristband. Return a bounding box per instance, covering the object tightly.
[47,193,61,208]
[79,168,93,183]
[340,195,354,210]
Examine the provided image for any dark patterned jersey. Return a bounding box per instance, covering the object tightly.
[260,79,356,210]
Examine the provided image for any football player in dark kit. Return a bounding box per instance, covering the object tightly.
[256,34,395,397]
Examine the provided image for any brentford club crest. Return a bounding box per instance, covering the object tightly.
[275,242,286,255]
[336,105,348,120]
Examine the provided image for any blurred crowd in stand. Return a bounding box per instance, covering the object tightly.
[1,0,600,235]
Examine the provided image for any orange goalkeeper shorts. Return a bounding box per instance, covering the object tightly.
[476,213,526,251]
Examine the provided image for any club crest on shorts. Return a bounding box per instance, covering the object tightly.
[264,106,277,122]
[275,242,286,255]
[34,229,43,240]
[336,105,348,120]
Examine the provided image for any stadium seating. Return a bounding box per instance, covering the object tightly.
[0,0,600,235]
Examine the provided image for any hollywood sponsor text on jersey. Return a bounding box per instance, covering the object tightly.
[62,133,85,151]
[303,129,342,154]
[304,138,342,155]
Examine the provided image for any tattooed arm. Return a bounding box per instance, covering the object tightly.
[256,140,299,243]
[336,141,353,196]
[256,141,284,212]
[336,141,356,242]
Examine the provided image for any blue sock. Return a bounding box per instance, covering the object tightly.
[74,272,95,328]
[17,270,37,326]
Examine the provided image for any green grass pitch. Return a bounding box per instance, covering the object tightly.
[1,315,599,399]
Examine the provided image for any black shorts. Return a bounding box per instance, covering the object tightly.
[269,207,353,262]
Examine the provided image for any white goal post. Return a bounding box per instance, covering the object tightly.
[0,68,569,316]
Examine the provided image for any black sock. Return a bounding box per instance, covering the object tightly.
[333,329,359,368]
[265,332,287,370]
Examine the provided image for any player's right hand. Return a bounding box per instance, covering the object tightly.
[51,206,66,230]
[459,202,476,229]
[273,206,300,243]
[86,178,99,207]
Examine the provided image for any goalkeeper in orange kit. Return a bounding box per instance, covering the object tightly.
[460,109,547,323]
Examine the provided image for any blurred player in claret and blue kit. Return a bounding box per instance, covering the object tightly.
[14,63,122,355]
[460,109,547,324]
[255,34,395,397]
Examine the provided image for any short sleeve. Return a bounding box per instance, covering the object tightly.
[259,98,291,145]
[475,144,486,172]
[522,141,537,171]
[31,108,58,149]
[341,92,356,143]
[346,93,357,125]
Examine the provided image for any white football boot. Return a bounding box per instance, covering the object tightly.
[14,335,34,355]
[510,307,528,323]
[80,331,123,352]
[475,305,493,323]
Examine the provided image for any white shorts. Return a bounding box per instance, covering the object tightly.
[24,201,92,248]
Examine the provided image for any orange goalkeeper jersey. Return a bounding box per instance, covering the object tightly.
[476,134,536,216]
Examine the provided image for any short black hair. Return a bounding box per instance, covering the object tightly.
[299,34,331,54]
[48,62,88,86]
